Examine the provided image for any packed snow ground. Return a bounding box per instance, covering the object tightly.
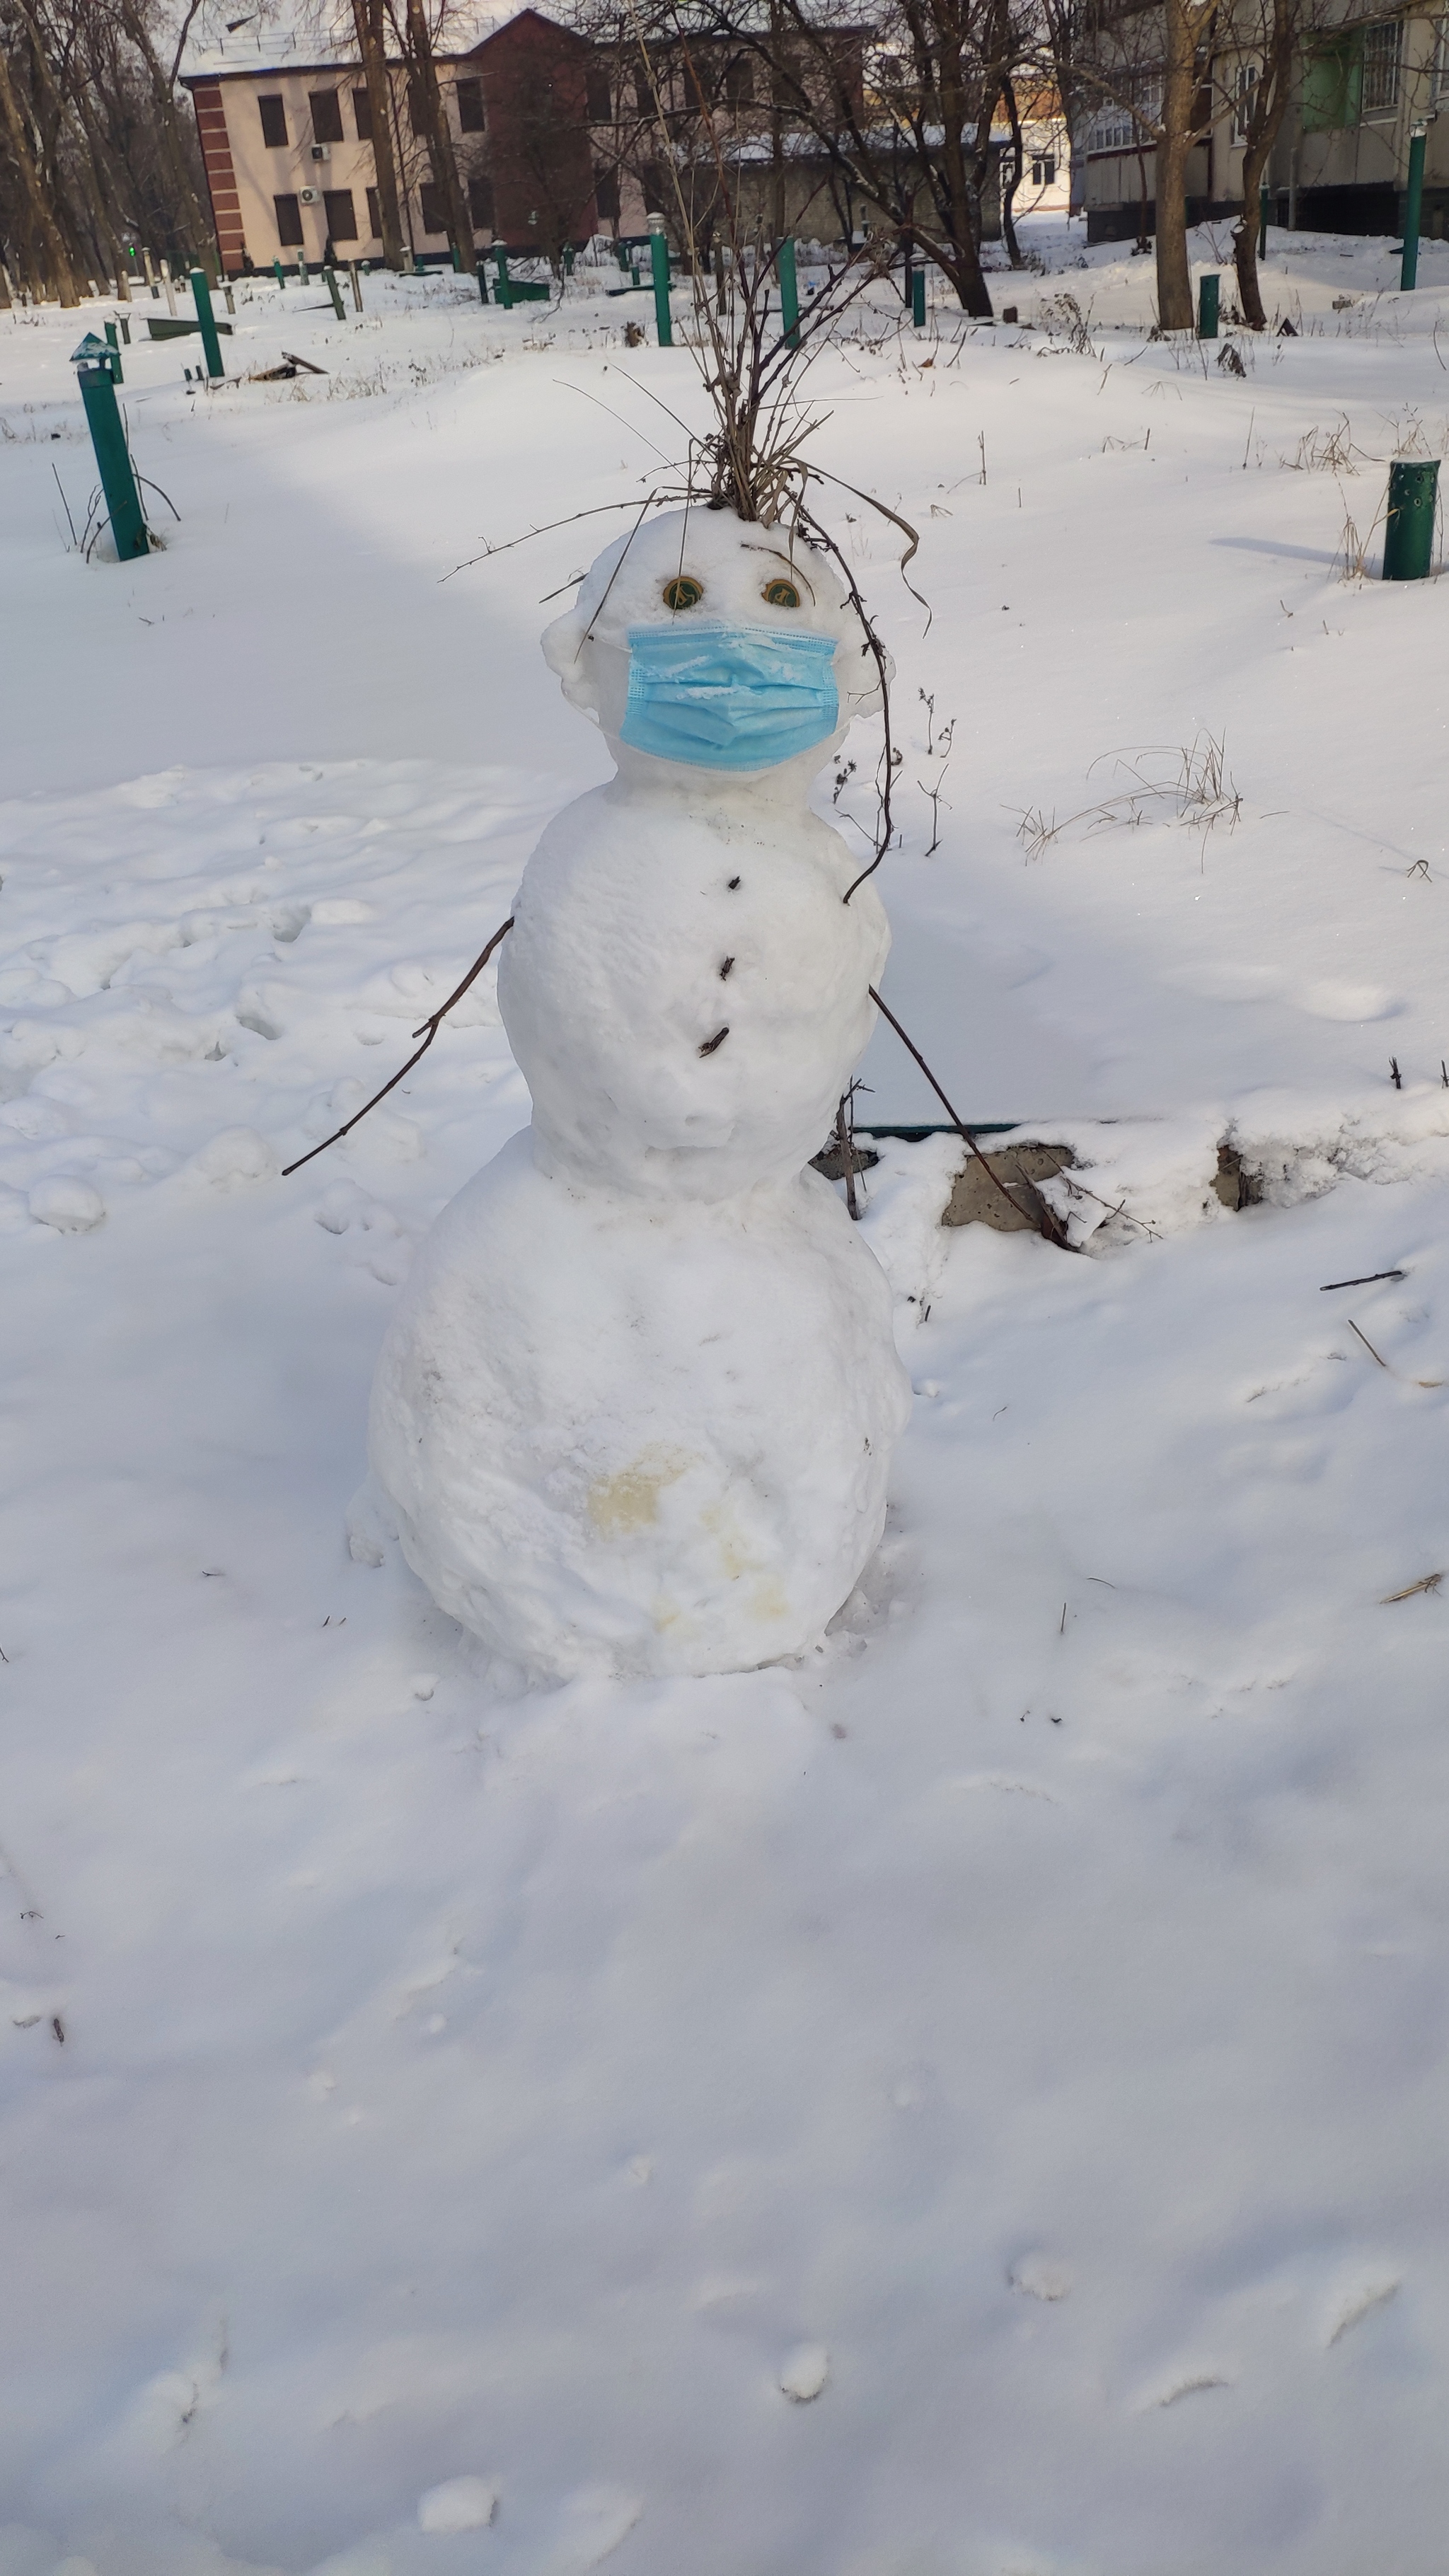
[4,223,1449,2574]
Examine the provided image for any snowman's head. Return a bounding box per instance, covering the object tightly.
[541,506,887,787]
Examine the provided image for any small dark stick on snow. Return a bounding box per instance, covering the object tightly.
[719,956,734,981]
[836,1093,860,1221]
[282,917,514,1176]
[1348,1319,1390,1369]
[1390,1057,1402,1089]
[1320,1269,1405,1291]
[699,1026,729,1057]
[51,2015,64,2043]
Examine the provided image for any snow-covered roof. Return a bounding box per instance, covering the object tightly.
[181,0,521,78]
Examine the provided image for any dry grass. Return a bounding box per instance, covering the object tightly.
[1014,732,1242,859]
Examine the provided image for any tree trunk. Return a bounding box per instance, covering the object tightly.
[353,0,405,269]
[0,42,79,303]
[1232,14,1298,331]
[1154,0,1211,330]
[403,0,476,275]
[115,0,215,273]
[1000,72,1023,267]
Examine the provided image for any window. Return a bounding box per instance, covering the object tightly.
[352,86,373,140]
[408,79,427,134]
[585,66,612,120]
[1303,31,1363,128]
[1233,60,1259,143]
[468,172,494,227]
[456,77,485,132]
[1031,152,1056,185]
[309,88,344,143]
[366,185,383,237]
[1362,20,1401,112]
[594,166,620,219]
[273,192,304,244]
[725,53,755,107]
[258,93,288,147]
[323,187,357,240]
[420,180,449,233]
[1083,78,1159,154]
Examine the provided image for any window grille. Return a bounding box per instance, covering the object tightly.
[1233,62,1259,143]
[1361,21,1401,112]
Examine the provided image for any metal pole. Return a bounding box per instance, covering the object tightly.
[349,260,363,311]
[1402,125,1427,291]
[911,262,926,328]
[778,233,799,346]
[1197,271,1219,338]
[1383,457,1438,577]
[190,267,224,378]
[273,256,285,288]
[323,263,345,318]
[648,213,672,347]
[76,358,149,560]
[103,318,123,382]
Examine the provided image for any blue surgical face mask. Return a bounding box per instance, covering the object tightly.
[619,622,840,772]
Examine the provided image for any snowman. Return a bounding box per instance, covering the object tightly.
[364,504,911,1680]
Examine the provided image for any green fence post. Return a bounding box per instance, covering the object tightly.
[1402,125,1427,291]
[1383,456,1438,579]
[778,234,800,347]
[73,345,149,560]
[648,214,672,347]
[190,267,224,377]
[477,256,490,305]
[103,317,123,383]
[495,245,513,308]
[911,262,926,327]
[1197,270,1219,338]
[297,253,309,285]
[1259,183,1269,258]
[323,263,345,318]
[273,256,285,288]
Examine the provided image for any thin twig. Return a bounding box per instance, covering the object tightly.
[867,985,1073,1249]
[282,917,514,1177]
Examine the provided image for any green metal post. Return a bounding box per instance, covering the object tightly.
[477,257,490,304]
[1197,270,1219,338]
[1402,125,1427,290]
[648,215,672,347]
[273,257,285,288]
[451,242,462,272]
[495,246,513,308]
[323,263,345,318]
[616,239,629,271]
[104,318,123,382]
[75,356,148,560]
[297,253,309,285]
[1259,183,1269,258]
[1383,456,1438,579]
[778,233,799,347]
[911,262,926,328]
[190,267,224,377]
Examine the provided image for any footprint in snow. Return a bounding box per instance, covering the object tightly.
[541,2485,643,2573]
[418,2473,498,2533]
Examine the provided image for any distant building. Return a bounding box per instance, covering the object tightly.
[1078,2,1449,244]
[180,4,896,277]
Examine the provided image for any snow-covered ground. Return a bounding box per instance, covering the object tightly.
[4,229,1449,2574]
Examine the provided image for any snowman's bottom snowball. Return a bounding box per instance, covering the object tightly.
[368,1131,911,1680]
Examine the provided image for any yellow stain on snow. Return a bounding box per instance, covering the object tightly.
[587,1445,694,1537]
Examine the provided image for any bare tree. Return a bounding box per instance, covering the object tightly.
[1229,0,1308,325]
[352,0,405,265]
[386,0,476,271]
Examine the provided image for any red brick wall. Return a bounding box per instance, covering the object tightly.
[191,83,248,274]
[473,12,596,252]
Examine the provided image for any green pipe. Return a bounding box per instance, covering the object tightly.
[1383,457,1438,579]
[76,361,149,560]
[778,234,799,347]
[273,257,285,288]
[648,218,672,347]
[104,318,122,382]
[911,263,926,328]
[1402,126,1427,290]
[190,267,224,378]
[323,263,345,318]
[1196,271,1219,338]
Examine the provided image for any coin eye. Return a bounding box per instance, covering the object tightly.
[763,578,802,608]
[662,575,704,611]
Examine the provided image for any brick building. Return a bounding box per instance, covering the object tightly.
[181,6,872,277]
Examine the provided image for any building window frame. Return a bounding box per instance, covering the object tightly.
[258,93,288,148]
[1361,19,1402,115]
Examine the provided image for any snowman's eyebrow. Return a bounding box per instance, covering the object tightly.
[740,544,816,603]
[579,492,659,654]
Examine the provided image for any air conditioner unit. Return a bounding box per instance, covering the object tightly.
[310,143,331,161]
[299,185,319,203]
